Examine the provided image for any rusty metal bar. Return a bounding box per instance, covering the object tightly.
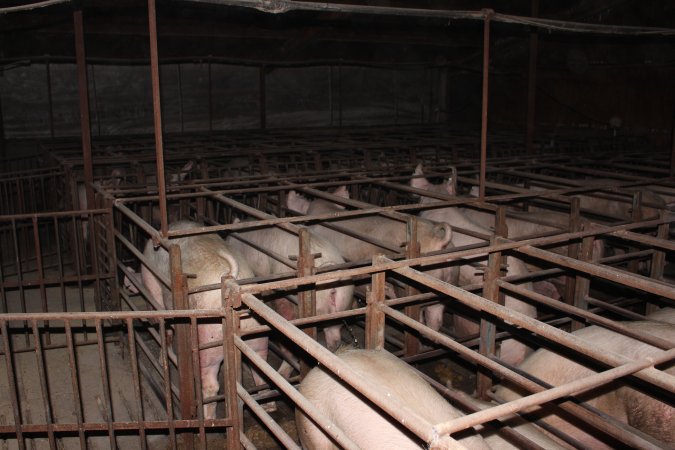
[404,216,421,356]
[30,319,56,449]
[189,317,207,446]
[73,10,94,215]
[1,320,25,450]
[385,257,675,392]
[297,228,317,377]
[571,235,595,331]
[64,321,87,449]
[160,319,178,450]
[125,318,148,450]
[437,347,675,436]
[147,0,169,237]
[237,383,300,449]
[222,280,241,449]
[232,333,360,450]
[378,304,667,450]
[365,259,386,350]
[478,9,493,200]
[169,245,196,450]
[237,286,461,448]
[94,319,116,448]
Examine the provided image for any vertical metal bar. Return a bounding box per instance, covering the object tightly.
[32,217,49,341]
[563,197,581,305]
[91,65,101,137]
[46,61,55,140]
[222,281,241,449]
[125,318,148,450]
[94,319,116,449]
[338,61,343,128]
[478,9,493,200]
[525,0,539,155]
[73,10,95,218]
[65,321,87,449]
[477,206,506,399]
[170,245,196,450]
[160,319,178,450]
[627,191,642,273]
[54,217,67,315]
[1,320,25,450]
[404,216,420,356]
[297,228,316,378]
[147,0,169,237]
[31,319,57,449]
[105,200,120,311]
[328,66,333,126]
[11,219,29,346]
[365,261,385,350]
[646,211,668,315]
[571,236,595,332]
[178,64,184,134]
[189,317,207,446]
[259,66,266,129]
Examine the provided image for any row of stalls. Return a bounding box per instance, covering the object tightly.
[1,1,674,449]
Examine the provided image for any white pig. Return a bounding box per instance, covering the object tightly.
[296,348,566,450]
[495,312,675,449]
[410,166,537,366]
[225,220,354,352]
[287,186,456,333]
[140,220,268,419]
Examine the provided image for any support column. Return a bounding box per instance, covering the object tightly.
[525,0,539,154]
[147,0,168,237]
[478,9,493,200]
[73,10,94,211]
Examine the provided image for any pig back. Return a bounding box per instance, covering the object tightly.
[143,221,253,309]
[296,348,490,450]
[495,321,675,448]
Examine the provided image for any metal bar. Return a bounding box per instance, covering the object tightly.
[237,384,300,449]
[365,259,386,350]
[160,319,178,450]
[237,286,459,447]
[94,319,116,448]
[525,0,538,155]
[437,347,675,436]
[386,257,675,392]
[147,0,169,237]
[73,9,95,214]
[65,321,87,449]
[30,319,57,449]
[233,334,360,450]
[297,228,317,377]
[1,320,25,450]
[478,10,492,200]
[125,318,148,450]
[222,281,241,449]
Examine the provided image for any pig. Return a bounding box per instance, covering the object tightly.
[225,220,354,352]
[287,186,456,333]
[410,166,538,366]
[140,220,268,419]
[296,348,566,450]
[494,312,675,449]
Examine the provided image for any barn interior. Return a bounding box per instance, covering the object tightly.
[1,1,674,449]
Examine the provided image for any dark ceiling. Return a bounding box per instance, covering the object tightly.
[0,1,673,67]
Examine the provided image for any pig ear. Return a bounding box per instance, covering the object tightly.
[410,164,431,191]
[287,190,310,214]
[445,167,457,196]
[331,186,348,209]
[232,217,241,224]
[332,186,349,199]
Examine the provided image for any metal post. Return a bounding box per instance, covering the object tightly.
[170,245,196,450]
[477,206,506,399]
[571,236,595,331]
[208,62,213,134]
[365,259,386,350]
[525,0,539,154]
[646,211,668,315]
[73,10,94,214]
[404,216,421,356]
[563,197,581,305]
[259,66,266,129]
[46,62,55,140]
[478,9,493,200]
[147,0,169,237]
[297,228,316,378]
[222,280,242,449]
[627,191,642,274]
